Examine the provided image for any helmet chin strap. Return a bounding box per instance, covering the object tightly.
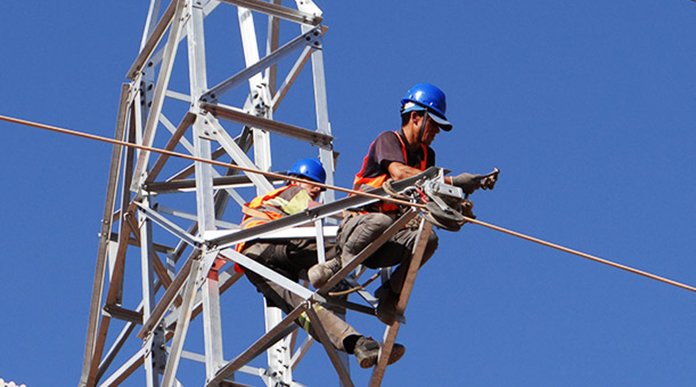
[418,110,430,144]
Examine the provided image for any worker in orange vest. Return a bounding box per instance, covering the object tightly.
[308,83,488,325]
[238,158,405,368]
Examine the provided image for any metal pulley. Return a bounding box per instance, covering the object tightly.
[423,201,465,231]
[383,167,499,232]
[420,176,468,232]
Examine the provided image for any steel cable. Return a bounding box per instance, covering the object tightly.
[2,113,694,293]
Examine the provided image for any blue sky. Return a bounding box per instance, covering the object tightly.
[1,1,696,386]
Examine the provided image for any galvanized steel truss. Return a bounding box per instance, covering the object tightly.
[78,1,435,386]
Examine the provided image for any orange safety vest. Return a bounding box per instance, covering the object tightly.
[352,131,428,212]
[234,184,295,253]
[226,185,296,273]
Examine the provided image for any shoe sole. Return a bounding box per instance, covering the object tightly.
[359,354,377,369]
[387,344,406,365]
[358,344,406,369]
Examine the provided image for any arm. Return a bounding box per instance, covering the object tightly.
[386,161,423,181]
[388,161,475,190]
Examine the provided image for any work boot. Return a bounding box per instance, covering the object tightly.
[375,285,400,326]
[354,336,406,369]
[308,257,342,288]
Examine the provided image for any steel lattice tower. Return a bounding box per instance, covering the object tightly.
[78,1,435,386]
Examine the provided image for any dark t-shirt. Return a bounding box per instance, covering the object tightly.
[357,130,436,180]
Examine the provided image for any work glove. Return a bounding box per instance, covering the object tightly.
[450,172,483,195]
[480,175,497,190]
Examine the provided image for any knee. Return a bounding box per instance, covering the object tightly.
[348,213,393,240]
[362,213,393,233]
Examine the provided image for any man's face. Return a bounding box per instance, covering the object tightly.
[298,181,322,200]
[420,116,441,146]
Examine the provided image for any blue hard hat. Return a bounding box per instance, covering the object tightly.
[400,83,452,131]
[288,158,327,184]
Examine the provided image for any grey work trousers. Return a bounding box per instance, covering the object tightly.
[242,241,358,352]
[336,212,439,294]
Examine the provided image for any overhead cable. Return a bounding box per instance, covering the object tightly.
[1,113,694,293]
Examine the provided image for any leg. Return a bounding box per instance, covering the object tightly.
[364,218,439,325]
[285,238,338,277]
[308,213,393,288]
[337,213,394,264]
[381,225,439,293]
[243,243,358,352]
[252,233,409,366]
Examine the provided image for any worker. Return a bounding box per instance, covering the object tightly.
[308,83,488,325]
[235,158,405,368]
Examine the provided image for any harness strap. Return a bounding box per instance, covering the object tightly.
[241,205,272,221]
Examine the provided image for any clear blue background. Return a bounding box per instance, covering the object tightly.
[1,1,695,386]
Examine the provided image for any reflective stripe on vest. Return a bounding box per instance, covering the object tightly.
[352,131,427,212]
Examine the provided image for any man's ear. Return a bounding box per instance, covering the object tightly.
[411,111,423,127]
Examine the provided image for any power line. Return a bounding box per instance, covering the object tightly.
[2,113,694,293]
[466,217,696,292]
[0,114,419,208]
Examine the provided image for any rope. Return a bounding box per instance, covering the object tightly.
[328,272,381,297]
[2,113,694,293]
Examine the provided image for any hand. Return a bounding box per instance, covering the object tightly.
[450,172,483,194]
[480,168,500,190]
